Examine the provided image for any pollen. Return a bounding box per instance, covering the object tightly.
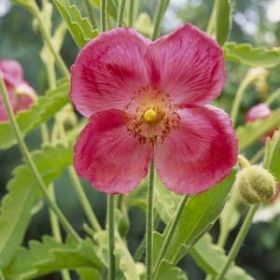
[125,86,180,146]
[143,109,157,123]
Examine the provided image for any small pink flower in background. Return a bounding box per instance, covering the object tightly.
[70,24,238,194]
[245,103,275,139]
[0,60,37,122]
[245,103,271,123]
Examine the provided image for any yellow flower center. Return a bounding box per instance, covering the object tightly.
[143,108,157,123]
[125,86,180,146]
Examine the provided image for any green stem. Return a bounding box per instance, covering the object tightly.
[231,75,252,127]
[250,147,265,164]
[153,195,190,277]
[68,166,102,232]
[82,0,97,28]
[48,185,71,280]
[214,205,258,280]
[134,214,160,262]
[41,34,71,280]
[0,270,5,280]
[101,0,107,32]
[217,187,239,247]
[145,163,155,280]
[266,88,280,106]
[31,4,69,78]
[151,0,170,40]
[0,75,80,243]
[117,0,127,27]
[107,195,116,280]
[206,0,218,35]
[128,0,135,26]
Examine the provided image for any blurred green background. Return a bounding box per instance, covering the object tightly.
[0,0,280,279]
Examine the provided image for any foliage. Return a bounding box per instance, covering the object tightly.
[0,0,279,279]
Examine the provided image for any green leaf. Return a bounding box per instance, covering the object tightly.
[0,145,72,268]
[237,109,280,150]
[78,268,102,280]
[215,0,232,45]
[157,261,187,280]
[115,238,141,280]
[0,80,69,150]
[153,171,236,278]
[190,234,253,280]
[4,236,103,279]
[264,130,280,181]
[223,42,280,68]
[94,231,141,279]
[53,0,98,48]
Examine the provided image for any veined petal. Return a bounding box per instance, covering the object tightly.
[154,105,237,194]
[146,24,225,105]
[74,109,152,194]
[70,28,151,117]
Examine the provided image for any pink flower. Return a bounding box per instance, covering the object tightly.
[245,103,271,123]
[0,60,37,122]
[245,103,275,139]
[70,25,237,194]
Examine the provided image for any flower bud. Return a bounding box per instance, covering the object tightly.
[236,166,276,204]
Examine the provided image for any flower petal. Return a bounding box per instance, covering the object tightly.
[14,82,37,112]
[74,109,152,193]
[70,28,150,117]
[0,60,23,86]
[146,24,225,105]
[154,105,237,194]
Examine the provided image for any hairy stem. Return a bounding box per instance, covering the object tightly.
[128,0,135,26]
[151,0,170,40]
[153,195,190,277]
[68,166,102,232]
[101,0,107,32]
[31,4,69,78]
[231,75,252,126]
[214,205,258,280]
[145,163,155,280]
[0,75,80,242]
[107,195,116,280]
[117,0,127,27]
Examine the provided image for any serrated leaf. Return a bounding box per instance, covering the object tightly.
[4,236,103,279]
[237,109,280,150]
[264,130,280,181]
[223,42,280,68]
[153,171,236,278]
[190,234,253,280]
[115,238,141,280]
[94,231,140,279]
[53,0,98,48]
[158,261,187,280]
[0,80,69,150]
[215,0,232,45]
[0,145,72,268]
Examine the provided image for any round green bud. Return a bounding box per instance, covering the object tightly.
[236,166,276,204]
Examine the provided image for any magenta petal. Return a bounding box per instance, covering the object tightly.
[0,60,24,86]
[74,109,152,193]
[146,24,225,105]
[70,28,151,117]
[154,105,237,194]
